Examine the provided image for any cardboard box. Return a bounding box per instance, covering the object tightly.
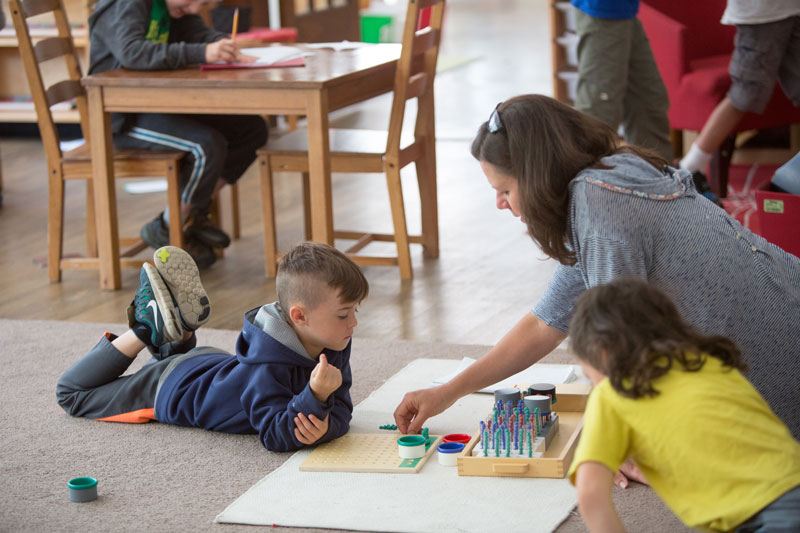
[755,184,800,258]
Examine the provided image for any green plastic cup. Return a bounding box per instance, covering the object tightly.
[68,477,98,503]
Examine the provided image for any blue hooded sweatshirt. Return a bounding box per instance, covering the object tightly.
[153,306,353,452]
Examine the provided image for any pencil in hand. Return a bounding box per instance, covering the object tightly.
[231,7,239,40]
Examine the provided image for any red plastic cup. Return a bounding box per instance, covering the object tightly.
[442,433,471,444]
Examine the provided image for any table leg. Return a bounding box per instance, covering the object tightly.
[87,87,122,290]
[304,89,334,245]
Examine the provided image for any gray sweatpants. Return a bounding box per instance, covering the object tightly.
[729,17,800,114]
[574,9,672,161]
[56,333,196,422]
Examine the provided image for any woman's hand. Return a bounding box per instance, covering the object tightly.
[393,384,455,434]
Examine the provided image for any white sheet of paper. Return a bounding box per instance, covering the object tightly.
[432,357,577,393]
[239,46,304,64]
[304,41,372,52]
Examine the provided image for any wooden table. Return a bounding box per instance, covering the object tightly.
[83,44,401,289]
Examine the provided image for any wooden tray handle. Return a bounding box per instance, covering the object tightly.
[491,463,530,474]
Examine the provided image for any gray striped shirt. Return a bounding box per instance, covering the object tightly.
[534,153,800,437]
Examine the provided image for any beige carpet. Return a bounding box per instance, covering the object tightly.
[0,319,689,532]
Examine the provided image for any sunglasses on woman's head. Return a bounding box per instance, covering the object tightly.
[488,102,503,133]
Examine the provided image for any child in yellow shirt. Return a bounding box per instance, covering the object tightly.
[567,278,800,532]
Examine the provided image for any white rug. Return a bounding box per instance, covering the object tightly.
[215,359,582,533]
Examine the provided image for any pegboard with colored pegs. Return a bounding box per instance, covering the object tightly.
[457,382,591,478]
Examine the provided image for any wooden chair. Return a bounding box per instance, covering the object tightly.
[279,0,360,43]
[1,6,5,207]
[0,145,4,207]
[11,0,187,282]
[258,0,444,279]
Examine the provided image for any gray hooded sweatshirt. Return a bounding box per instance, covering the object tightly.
[87,0,226,132]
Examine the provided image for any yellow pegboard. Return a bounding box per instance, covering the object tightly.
[300,433,442,473]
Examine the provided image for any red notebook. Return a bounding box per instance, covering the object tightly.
[234,27,299,43]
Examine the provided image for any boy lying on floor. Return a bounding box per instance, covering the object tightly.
[57,242,368,451]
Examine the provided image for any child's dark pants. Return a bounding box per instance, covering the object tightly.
[113,113,268,211]
[56,333,196,422]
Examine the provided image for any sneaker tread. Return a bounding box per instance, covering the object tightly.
[153,246,211,330]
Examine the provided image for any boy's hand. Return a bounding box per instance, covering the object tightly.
[310,354,342,402]
[294,413,329,445]
[205,39,256,64]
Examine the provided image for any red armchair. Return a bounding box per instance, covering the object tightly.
[639,0,800,196]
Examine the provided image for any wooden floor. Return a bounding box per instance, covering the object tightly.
[0,0,792,347]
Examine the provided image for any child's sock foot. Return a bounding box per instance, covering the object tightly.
[128,263,183,348]
[152,246,212,331]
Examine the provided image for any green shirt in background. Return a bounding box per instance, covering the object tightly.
[146,0,170,43]
[568,356,800,531]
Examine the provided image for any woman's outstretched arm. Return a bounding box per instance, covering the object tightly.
[393,312,566,434]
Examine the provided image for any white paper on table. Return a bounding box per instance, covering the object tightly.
[432,357,577,393]
[303,41,373,52]
[239,46,304,64]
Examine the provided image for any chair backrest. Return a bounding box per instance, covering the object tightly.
[9,0,90,167]
[279,0,360,43]
[641,0,734,61]
[385,0,445,159]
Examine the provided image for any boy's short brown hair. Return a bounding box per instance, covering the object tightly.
[276,242,369,311]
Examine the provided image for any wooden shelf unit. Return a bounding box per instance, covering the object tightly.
[0,0,89,124]
[550,0,577,105]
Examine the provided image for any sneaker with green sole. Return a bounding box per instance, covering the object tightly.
[127,263,184,347]
[152,246,212,331]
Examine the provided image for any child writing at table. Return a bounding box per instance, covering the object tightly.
[567,278,800,532]
[57,242,368,451]
[88,0,268,268]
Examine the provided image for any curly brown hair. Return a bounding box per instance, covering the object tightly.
[568,279,746,399]
[470,94,667,265]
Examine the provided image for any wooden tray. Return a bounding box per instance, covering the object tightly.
[457,382,590,478]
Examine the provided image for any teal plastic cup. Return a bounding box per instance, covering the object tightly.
[68,477,98,502]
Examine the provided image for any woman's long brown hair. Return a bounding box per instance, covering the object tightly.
[470,94,667,265]
[568,279,746,399]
